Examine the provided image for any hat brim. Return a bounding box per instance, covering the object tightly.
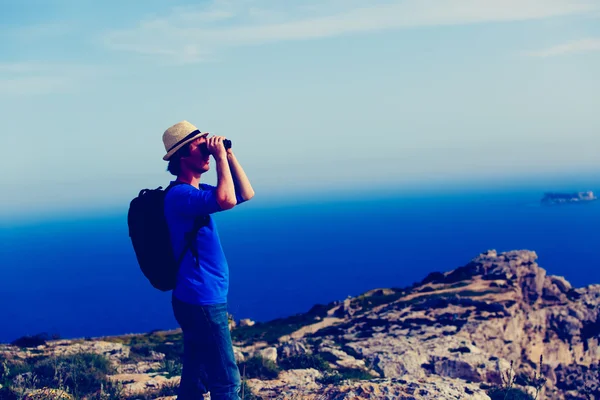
[163,132,208,161]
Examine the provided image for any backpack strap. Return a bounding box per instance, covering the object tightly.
[176,231,195,266]
[183,215,210,265]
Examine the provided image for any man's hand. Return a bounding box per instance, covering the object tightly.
[206,134,236,209]
[206,135,228,160]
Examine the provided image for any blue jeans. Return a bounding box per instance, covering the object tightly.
[172,295,241,400]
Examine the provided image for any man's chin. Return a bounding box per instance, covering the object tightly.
[191,165,210,174]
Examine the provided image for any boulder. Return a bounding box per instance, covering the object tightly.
[433,358,483,382]
[279,341,308,358]
[258,347,278,363]
[551,276,572,294]
[239,319,255,327]
[318,346,365,370]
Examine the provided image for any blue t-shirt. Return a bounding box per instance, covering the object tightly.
[164,181,246,305]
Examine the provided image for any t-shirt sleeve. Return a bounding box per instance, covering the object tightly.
[167,185,224,217]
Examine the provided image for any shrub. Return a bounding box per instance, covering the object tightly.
[31,352,116,398]
[104,331,184,361]
[155,382,179,397]
[338,368,374,381]
[487,356,545,400]
[1,358,33,387]
[154,341,184,362]
[11,333,50,348]
[0,387,17,400]
[119,334,184,364]
[318,367,375,385]
[232,304,332,344]
[487,387,534,400]
[240,380,261,400]
[238,356,280,380]
[161,359,183,378]
[279,354,331,372]
[130,343,153,358]
[318,352,339,364]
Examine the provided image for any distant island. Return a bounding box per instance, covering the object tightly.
[541,191,597,205]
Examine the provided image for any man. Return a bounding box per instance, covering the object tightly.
[161,120,254,400]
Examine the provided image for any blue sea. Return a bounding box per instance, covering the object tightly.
[1,185,599,343]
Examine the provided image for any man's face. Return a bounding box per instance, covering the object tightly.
[183,135,210,173]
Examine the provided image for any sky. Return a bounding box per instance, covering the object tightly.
[1,0,600,219]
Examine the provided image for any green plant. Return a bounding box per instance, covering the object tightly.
[154,341,184,362]
[240,380,261,400]
[238,356,280,380]
[486,358,544,400]
[11,333,49,348]
[0,358,11,387]
[161,359,183,378]
[103,331,184,359]
[231,304,331,345]
[10,370,40,399]
[318,367,375,386]
[352,290,405,312]
[118,333,184,365]
[155,381,179,398]
[0,387,18,400]
[525,355,546,400]
[487,387,534,400]
[30,352,116,399]
[279,354,331,372]
[129,343,153,358]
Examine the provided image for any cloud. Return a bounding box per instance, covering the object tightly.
[527,38,600,57]
[0,62,106,96]
[103,0,598,64]
[0,76,71,96]
[4,22,74,41]
[0,63,46,74]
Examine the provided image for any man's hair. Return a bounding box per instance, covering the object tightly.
[167,144,191,176]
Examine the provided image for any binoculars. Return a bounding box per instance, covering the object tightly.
[200,139,232,154]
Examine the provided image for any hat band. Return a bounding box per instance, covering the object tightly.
[168,129,202,153]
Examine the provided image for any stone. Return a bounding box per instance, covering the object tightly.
[551,276,572,293]
[233,346,245,363]
[318,346,365,370]
[259,347,278,363]
[108,373,180,396]
[279,340,308,358]
[433,358,483,382]
[239,319,255,327]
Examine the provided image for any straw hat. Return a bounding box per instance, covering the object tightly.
[162,120,208,161]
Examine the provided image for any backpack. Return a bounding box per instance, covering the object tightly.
[127,182,204,291]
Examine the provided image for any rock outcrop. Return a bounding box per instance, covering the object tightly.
[2,249,599,399]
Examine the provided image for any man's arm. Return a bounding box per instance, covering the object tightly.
[227,149,255,201]
[208,136,237,209]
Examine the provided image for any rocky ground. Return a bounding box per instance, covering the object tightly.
[2,249,599,399]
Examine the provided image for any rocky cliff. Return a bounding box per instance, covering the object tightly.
[2,250,599,399]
